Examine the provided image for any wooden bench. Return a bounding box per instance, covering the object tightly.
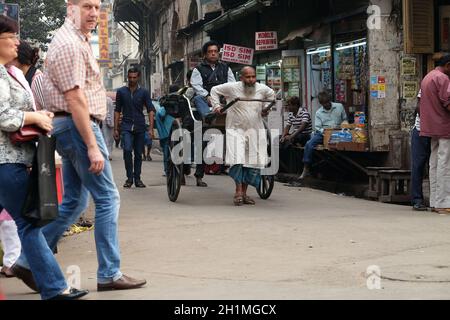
[366,167,398,199]
[378,169,411,203]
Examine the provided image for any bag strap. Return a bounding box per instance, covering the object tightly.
[7,69,28,91]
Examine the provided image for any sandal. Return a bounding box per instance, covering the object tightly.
[433,208,450,215]
[243,195,256,205]
[233,195,244,206]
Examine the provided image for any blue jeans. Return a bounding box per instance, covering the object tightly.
[122,130,145,182]
[160,137,170,175]
[303,132,324,164]
[193,95,211,118]
[0,164,67,300]
[16,117,122,284]
[411,128,431,205]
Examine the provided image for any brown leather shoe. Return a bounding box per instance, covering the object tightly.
[97,274,146,291]
[10,264,39,292]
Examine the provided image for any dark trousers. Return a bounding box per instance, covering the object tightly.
[303,132,324,164]
[280,133,311,150]
[411,128,431,204]
[122,130,145,181]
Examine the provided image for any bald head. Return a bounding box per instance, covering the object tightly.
[241,66,255,75]
[240,66,256,88]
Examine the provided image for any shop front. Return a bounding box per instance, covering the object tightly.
[300,13,370,153]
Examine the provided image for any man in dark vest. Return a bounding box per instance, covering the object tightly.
[190,40,236,187]
[191,40,236,118]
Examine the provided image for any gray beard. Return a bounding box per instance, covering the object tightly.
[243,84,256,95]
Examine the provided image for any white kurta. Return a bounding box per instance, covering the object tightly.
[210,82,275,168]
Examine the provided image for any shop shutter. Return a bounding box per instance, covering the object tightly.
[403,0,434,54]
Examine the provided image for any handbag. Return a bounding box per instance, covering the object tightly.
[21,134,59,227]
[9,125,47,145]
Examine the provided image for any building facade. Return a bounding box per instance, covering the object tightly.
[113,0,444,173]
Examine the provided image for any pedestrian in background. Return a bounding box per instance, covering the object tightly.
[102,96,115,160]
[143,123,153,161]
[114,67,155,188]
[411,90,430,211]
[10,40,41,86]
[0,209,20,277]
[419,54,450,214]
[155,85,178,176]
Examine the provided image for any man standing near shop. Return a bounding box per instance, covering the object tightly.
[419,54,450,214]
[114,67,155,188]
[190,40,236,187]
[300,91,348,179]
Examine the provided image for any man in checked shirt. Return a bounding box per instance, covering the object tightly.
[11,0,147,293]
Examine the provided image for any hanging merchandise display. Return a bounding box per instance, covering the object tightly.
[334,38,368,113]
[322,37,369,152]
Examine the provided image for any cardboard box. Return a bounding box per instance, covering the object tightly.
[328,141,369,152]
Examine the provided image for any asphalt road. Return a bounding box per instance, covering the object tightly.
[2,147,450,300]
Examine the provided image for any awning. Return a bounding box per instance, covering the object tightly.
[177,11,221,39]
[203,0,274,33]
[279,26,314,44]
[113,0,142,22]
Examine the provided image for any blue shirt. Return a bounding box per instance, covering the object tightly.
[155,107,174,140]
[315,102,348,133]
[115,86,155,132]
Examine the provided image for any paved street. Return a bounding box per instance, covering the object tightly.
[2,147,450,300]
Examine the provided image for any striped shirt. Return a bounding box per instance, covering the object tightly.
[414,89,421,131]
[43,19,106,120]
[31,72,45,110]
[287,107,312,134]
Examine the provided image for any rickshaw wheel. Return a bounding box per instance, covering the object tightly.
[167,119,183,202]
[258,175,274,199]
[257,119,275,199]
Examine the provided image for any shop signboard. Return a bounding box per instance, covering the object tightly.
[255,31,278,51]
[97,5,111,67]
[401,57,416,76]
[403,81,418,99]
[221,44,254,65]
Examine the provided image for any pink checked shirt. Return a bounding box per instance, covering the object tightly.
[43,19,106,120]
[420,67,450,138]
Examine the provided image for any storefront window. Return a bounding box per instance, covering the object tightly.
[260,61,282,93]
[333,38,368,122]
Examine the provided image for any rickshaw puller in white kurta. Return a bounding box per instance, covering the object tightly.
[210,66,275,206]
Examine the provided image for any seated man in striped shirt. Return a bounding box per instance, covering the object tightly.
[280,96,312,147]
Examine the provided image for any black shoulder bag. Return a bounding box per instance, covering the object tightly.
[22,134,59,227]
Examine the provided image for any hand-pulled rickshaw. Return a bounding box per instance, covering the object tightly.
[161,90,277,202]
